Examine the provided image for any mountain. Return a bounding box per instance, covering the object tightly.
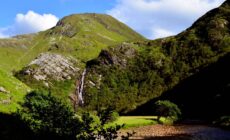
[0,69,30,113]
[0,13,144,113]
[0,13,144,72]
[1,1,230,120]
[83,0,230,118]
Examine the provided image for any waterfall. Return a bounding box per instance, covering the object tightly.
[77,69,87,105]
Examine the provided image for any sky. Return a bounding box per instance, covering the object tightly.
[0,0,226,39]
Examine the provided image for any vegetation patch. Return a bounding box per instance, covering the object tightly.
[214,116,230,129]
[110,116,173,129]
[83,2,230,115]
[0,69,30,113]
[112,116,157,129]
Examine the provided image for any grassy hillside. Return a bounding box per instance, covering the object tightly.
[0,13,144,113]
[0,69,30,113]
[44,13,145,62]
[0,13,144,72]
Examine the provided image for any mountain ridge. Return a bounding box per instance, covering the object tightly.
[0,1,230,119]
[0,13,145,113]
[82,1,230,117]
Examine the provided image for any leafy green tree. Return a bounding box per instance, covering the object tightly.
[17,91,126,140]
[154,100,181,122]
[98,106,119,125]
[17,90,82,139]
[97,107,123,140]
[76,112,101,140]
[77,110,123,140]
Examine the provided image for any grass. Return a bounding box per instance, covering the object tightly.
[112,116,157,129]
[0,47,26,72]
[110,116,175,129]
[0,69,30,114]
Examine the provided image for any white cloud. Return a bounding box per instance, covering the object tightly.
[151,28,174,39]
[0,33,6,38]
[108,0,225,39]
[0,28,8,38]
[0,11,59,38]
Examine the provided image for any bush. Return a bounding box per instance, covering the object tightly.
[17,90,82,139]
[154,100,181,122]
[214,116,230,129]
[76,112,101,139]
[17,91,125,140]
[98,106,119,125]
[77,112,123,140]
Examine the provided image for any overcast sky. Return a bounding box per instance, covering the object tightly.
[0,0,226,39]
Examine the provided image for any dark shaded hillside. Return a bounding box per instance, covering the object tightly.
[163,54,230,118]
[83,0,230,115]
[165,53,230,119]
[130,53,230,119]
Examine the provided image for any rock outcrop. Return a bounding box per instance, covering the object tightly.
[49,20,77,37]
[0,87,10,94]
[88,42,137,67]
[21,53,80,81]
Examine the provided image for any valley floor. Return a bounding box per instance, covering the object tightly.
[120,124,230,140]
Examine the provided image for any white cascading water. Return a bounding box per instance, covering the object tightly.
[77,69,86,105]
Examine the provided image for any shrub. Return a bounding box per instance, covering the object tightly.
[17,91,125,140]
[214,116,230,129]
[98,106,119,125]
[17,90,82,139]
[154,100,181,122]
[76,112,101,139]
[77,112,123,140]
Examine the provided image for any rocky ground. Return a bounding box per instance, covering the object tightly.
[119,124,230,140]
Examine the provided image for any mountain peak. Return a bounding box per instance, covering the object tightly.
[56,13,112,26]
[48,13,144,40]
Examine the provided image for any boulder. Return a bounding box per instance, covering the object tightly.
[0,87,10,94]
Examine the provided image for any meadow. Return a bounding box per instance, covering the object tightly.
[112,116,173,129]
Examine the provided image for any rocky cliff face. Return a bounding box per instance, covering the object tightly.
[87,42,137,67]
[18,53,80,82]
[85,42,137,89]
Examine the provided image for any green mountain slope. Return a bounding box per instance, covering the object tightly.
[0,13,144,113]
[44,13,145,62]
[1,1,230,119]
[0,13,144,72]
[0,69,30,113]
[83,1,230,116]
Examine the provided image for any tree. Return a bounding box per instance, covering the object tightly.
[77,109,123,140]
[97,107,121,140]
[98,106,119,125]
[154,100,181,123]
[17,90,82,139]
[17,90,127,140]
